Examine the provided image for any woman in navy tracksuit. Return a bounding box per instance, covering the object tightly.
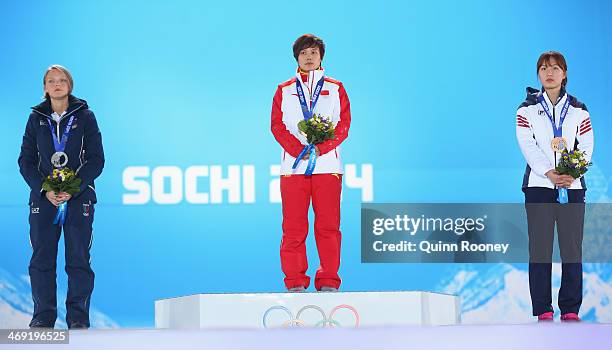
[18,65,104,329]
[516,51,594,322]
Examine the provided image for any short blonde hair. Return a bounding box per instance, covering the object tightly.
[43,64,74,99]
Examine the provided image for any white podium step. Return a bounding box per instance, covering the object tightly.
[155,291,461,329]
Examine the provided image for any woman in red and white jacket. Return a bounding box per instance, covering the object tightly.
[516,51,594,322]
[271,34,351,292]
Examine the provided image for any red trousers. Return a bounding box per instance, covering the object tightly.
[280,174,342,290]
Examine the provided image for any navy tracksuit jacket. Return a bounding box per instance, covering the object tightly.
[18,95,104,327]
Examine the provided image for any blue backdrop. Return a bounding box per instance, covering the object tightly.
[1,0,611,327]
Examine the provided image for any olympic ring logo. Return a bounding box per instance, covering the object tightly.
[262,304,360,328]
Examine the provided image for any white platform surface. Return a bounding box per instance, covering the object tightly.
[155,291,460,329]
[11,324,612,350]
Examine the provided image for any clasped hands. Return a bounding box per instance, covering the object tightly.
[45,191,72,207]
[545,170,574,188]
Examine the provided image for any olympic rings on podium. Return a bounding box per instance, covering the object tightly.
[262,304,360,328]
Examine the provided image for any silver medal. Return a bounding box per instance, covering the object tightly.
[51,151,68,168]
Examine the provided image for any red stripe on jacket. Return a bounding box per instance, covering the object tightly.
[516,115,529,128]
[271,78,306,158]
[317,81,351,155]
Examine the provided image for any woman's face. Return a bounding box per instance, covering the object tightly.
[44,69,70,100]
[538,57,566,91]
[297,46,322,72]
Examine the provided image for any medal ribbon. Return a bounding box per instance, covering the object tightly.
[292,144,317,175]
[538,93,570,138]
[538,93,572,204]
[295,74,325,121]
[47,114,76,225]
[47,115,76,161]
[292,74,325,175]
[53,202,68,225]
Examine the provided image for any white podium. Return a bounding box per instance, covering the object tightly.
[155,291,461,329]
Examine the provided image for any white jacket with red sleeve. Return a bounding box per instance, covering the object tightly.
[271,68,351,175]
[516,87,594,190]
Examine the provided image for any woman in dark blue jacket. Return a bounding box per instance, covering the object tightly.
[18,65,104,329]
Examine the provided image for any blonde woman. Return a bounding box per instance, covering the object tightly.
[18,65,105,329]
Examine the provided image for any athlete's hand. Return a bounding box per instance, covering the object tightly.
[557,175,575,188]
[56,192,72,203]
[546,170,574,188]
[301,145,321,160]
[45,191,61,207]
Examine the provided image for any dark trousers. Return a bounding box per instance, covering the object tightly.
[524,187,585,316]
[28,196,95,327]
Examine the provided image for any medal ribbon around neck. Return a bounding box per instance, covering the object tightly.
[47,114,76,225]
[538,93,571,204]
[538,92,570,140]
[47,115,76,168]
[292,74,325,175]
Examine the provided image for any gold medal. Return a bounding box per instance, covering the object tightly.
[551,137,567,152]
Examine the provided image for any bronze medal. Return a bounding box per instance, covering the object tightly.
[551,137,567,152]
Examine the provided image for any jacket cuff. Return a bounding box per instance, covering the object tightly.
[288,144,307,158]
[316,142,334,156]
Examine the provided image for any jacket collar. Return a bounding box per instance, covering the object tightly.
[31,95,87,118]
[539,86,568,108]
[295,67,325,85]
